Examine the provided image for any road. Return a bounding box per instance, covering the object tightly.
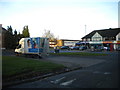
[9,51,119,88]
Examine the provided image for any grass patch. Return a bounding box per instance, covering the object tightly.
[2,56,65,78]
[50,52,107,56]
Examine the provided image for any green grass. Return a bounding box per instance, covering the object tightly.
[2,56,65,77]
[50,52,107,56]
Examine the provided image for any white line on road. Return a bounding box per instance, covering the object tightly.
[60,79,76,86]
[93,71,111,75]
[50,77,65,84]
[104,72,111,75]
[93,71,102,74]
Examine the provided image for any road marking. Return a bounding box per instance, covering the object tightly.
[60,79,76,86]
[104,72,111,75]
[50,77,65,84]
[93,71,101,74]
[93,71,111,75]
[96,81,103,87]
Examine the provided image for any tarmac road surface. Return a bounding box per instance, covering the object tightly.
[9,52,119,88]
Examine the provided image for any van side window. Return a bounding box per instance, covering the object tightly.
[16,44,21,49]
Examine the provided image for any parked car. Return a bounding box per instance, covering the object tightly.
[60,46,69,49]
[69,46,80,50]
[116,47,120,51]
[79,46,87,50]
[103,47,110,51]
[96,46,104,51]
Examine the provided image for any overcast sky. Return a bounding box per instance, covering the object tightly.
[0,0,119,40]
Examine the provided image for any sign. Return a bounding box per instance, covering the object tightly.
[28,48,43,53]
[27,37,43,53]
[89,41,102,44]
[103,41,113,43]
[117,41,120,44]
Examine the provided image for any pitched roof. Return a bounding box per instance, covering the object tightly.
[2,27,7,33]
[82,28,120,39]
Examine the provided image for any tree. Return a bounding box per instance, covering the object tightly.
[4,25,30,49]
[42,30,58,47]
[4,26,16,49]
[42,29,56,41]
[13,29,19,46]
[22,25,30,37]
[14,29,17,35]
[16,32,24,44]
[7,25,13,35]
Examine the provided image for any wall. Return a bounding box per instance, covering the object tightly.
[56,40,63,46]
[0,24,1,49]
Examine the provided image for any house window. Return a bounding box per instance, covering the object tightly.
[118,38,120,40]
[105,37,109,41]
[92,37,101,41]
[49,42,56,44]
[84,39,87,41]
[111,37,116,40]
[104,37,116,41]
[87,38,90,41]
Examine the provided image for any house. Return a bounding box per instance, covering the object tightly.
[81,28,120,51]
[49,39,80,47]
[49,39,57,47]
[59,39,80,47]
[0,24,2,49]
[0,24,7,49]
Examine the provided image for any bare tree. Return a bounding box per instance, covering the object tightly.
[42,29,56,41]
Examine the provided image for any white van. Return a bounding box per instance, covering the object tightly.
[15,37,49,58]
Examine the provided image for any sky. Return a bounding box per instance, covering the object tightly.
[0,0,119,40]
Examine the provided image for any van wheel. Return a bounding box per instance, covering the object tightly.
[38,55,42,59]
[15,52,19,56]
[31,55,35,58]
[25,54,29,58]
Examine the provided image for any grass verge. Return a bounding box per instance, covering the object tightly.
[2,56,65,82]
[50,52,107,56]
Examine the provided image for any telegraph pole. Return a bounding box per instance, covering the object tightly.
[85,25,86,35]
[84,25,87,46]
[118,1,120,28]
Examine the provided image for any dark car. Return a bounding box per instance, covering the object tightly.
[107,47,110,51]
[96,46,104,51]
[116,47,120,51]
[69,46,80,50]
[79,46,87,50]
[61,46,69,49]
